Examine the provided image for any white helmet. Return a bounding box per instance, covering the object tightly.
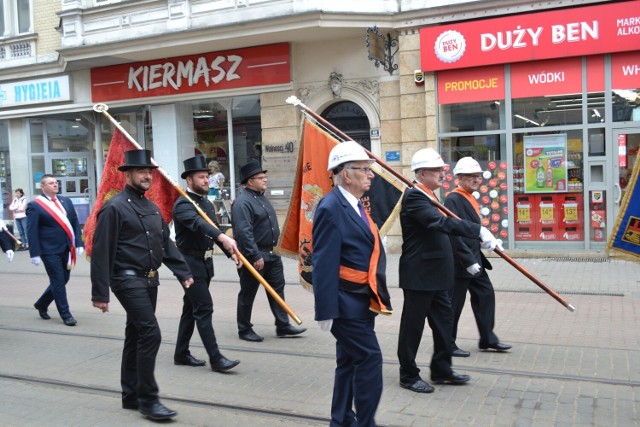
[453,157,482,176]
[327,141,373,171]
[411,148,444,171]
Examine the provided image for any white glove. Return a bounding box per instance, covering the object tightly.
[479,226,498,251]
[466,263,481,275]
[31,256,41,266]
[0,219,7,231]
[6,250,14,263]
[76,247,85,256]
[317,319,333,332]
[495,239,504,251]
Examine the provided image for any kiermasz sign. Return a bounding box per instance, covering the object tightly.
[420,1,640,71]
[91,43,290,102]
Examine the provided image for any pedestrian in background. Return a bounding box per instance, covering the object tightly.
[207,160,225,199]
[0,219,15,262]
[9,188,28,250]
[173,155,240,372]
[445,157,511,357]
[91,149,193,421]
[27,174,84,326]
[312,141,392,427]
[397,148,499,393]
[231,160,306,342]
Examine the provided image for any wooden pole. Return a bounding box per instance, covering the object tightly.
[93,103,303,324]
[286,96,575,312]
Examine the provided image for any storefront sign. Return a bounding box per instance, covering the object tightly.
[420,1,640,71]
[611,51,640,88]
[511,58,582,98]
[437,65,504,104]
[0,76,71,108]
[91,43,291,102]
[523,134,568,193]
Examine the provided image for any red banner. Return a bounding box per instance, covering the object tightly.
[587,55,605,93]
[83,129,179,256]
[91,43,290,102]
[421,1,640,71]
[511,58,582,99]
[437,65,504,104]
[612,51,640,89]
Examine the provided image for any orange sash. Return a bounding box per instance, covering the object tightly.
[452,187,481,220]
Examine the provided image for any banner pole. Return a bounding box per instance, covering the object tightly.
[93,103,303,325]
[286,96,575,312]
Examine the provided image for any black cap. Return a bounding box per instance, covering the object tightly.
[239,160,267,184]
[118,149,158,171]
[181,155,209,179]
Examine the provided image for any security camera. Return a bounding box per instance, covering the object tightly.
[414,70,425,85]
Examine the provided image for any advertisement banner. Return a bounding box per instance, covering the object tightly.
[511,58,582,99]
[437,65,504,104]
[420,0,640,71]
[91,43,290,102]
[523,134,568,193]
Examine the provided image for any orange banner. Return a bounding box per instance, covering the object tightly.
[83,129,179,256]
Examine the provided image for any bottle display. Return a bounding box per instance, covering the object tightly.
[535,159,545,188]
[545,159,554,188]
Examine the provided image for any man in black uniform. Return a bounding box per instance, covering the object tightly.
[173,155,240,372]
[91,149,194,421]
[231,160,306,342]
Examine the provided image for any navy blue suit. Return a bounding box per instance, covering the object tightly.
[27,195,83,320]
[313,187,387,427]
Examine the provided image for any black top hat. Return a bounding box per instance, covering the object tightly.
[118,149,158,171]
[239,160,267,184]
[181,155,209,179]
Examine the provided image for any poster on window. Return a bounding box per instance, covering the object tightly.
[523,134,568,193]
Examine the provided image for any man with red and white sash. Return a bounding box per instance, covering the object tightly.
[27,174,84,326]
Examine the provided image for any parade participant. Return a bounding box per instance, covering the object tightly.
[173,155,240,372]
[9,188,28,250]
[27,174,84,326]
[445,157,511,357]
[231,160,306,342]
[397,148,499,393]
[0,219,15,262]
[91,149,193,421]
[313,141,392,427]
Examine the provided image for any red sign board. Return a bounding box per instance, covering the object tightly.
[586,55,605,93]
[611,51,640,89]
[437,65,504,104]
[619,134,627,168]
[420,1,640,71]
[91,43,291,102]
[511,58,582,99]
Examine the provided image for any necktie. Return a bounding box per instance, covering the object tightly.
[357,201,369,226]
[51,197,64,212]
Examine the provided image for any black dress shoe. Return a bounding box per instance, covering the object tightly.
[174,354,206,367]
[211,355,240,372]
[63,316,77,326]
[452,348,471,357]
[139,401,177,420]
[239,329,264,342]
[431,372,471,385]
[276,325,307,337]
[34,304,50,320]
[122,401,139,410]
[399,379,434,393]
[480,342,512,352]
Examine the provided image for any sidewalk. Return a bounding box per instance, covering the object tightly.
[1,249,639,426]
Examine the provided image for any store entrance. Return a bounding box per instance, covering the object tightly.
[612,129,640,222]
[50,154,93,226]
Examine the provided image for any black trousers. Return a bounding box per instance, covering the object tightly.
[398,288,453,382]
[114,286,161,405]
[175,274,222,362]
[451,271,499,348]
[237,257,289,333]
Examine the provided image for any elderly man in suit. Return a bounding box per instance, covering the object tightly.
[397,148,499,393]
[313,141,393,427]
[27,174,84,326]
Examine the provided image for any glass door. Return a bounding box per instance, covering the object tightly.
[613,129,640,220]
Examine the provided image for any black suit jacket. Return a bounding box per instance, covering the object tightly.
[399,185,481,292]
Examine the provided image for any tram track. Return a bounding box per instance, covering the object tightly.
[2,324,638,388]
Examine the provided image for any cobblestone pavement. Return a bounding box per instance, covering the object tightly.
[1,249,639,426]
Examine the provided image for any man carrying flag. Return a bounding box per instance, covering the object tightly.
[27,174,84,326]
[312,141,392,427]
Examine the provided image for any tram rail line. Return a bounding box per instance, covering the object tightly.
[1,324,638,388]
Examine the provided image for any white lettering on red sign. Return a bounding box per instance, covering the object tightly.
[617,16,640,35]
[128,55,242,92]
[551,21,599,44]
[481,26,543,51]
[622,64,640,76]
[527,71,565,85]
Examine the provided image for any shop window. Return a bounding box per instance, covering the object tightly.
[439,101,503,133]
[0,0,32,36]
[511,94,604,128]
[612,52,640,122]
[440,134,504,162]
[612,89,640,122]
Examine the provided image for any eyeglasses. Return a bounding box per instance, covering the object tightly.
[461,174,483,180]
[250,175,268,181]
[347,167,374,174]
